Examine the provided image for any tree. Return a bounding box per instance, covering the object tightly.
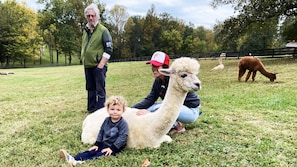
[160,29,183,55]
[238,18,278,51]
[123,16,143,58]
[212,0,297,49]
[0,0,42,67]
[213,18,239,50]
[38,2,61,64]
[158,12,186,51]
[183,35,206,54]
[107,5,129,59]
[281,16,297,41]
[205,29,219,52]
[141,5,161,56]
[38,0,94,64]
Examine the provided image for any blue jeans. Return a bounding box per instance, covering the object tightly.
[147,102,201,127]
[73,144,119,161]
[84,66,107,112]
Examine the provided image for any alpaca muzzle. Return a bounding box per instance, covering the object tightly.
[193,82,201,91]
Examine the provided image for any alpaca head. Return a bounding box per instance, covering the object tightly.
[159,57,201,92]
[270,73,277,82]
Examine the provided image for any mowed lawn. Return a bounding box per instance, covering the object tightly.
[0,57,296,167]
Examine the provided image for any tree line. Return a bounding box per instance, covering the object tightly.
[0,0,296,67]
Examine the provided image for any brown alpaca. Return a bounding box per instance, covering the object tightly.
[238,56,277,82]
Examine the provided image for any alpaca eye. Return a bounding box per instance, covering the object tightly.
[180,73,187,78]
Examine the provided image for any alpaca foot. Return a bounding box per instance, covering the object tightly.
[169,122,186,135]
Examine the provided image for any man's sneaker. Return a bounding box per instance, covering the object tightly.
[59,149,75,166]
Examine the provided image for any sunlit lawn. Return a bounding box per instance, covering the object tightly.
[0,57,296,166]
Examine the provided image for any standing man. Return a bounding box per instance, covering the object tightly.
[81,3,113,113]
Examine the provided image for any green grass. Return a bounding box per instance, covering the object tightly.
[0,57,296,167]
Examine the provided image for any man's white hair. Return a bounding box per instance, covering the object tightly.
[84,3,100,20]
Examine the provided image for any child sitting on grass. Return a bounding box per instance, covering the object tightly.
[59,96,129,166]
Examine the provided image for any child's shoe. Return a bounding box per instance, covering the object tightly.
[74,161,84,165]
[59,149,76,166]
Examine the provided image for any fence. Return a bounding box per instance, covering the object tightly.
[110,47,297,63]
[1,47,296,68]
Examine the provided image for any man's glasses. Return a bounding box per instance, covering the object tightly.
[87,14,96,18]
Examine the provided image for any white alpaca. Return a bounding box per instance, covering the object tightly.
[212,53,225,70]
[212,58,224,70]
[81,57,201,148]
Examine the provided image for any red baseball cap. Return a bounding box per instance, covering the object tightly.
[146,51,170,67]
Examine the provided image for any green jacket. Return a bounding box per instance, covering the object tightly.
[81,23,113,68]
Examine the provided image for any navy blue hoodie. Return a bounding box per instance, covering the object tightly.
[132,76,200,109]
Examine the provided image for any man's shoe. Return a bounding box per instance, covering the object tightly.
[169,122,186,135]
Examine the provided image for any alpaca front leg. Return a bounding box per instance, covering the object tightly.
[162,135,172,143]
[252,71,257,81]
[156,135,172,148]
[245,71,252,82]
[151,135,172,148]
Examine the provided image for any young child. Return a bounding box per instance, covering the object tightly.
[59,96,129,166]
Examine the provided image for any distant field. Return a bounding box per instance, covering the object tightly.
[0,57,296,166]
[0,48,81,68]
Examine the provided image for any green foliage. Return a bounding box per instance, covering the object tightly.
[0,0,42,64]
[281,16,297,41]
[108,4,129,58]
[212,0,297,50]
[237,18,278,51]
[1,0,296,67]
[38,0,84,64]
[160,29,183,54]
[1,58,296,166]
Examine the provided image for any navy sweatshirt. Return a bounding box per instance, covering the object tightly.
[95,117,128,152]
[132,76,200,109]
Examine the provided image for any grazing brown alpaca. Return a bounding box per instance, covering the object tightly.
[238,56,277,82]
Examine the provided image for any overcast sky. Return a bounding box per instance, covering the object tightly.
[19,0,236,29]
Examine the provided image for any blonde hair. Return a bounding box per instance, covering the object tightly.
[105,96,128,111]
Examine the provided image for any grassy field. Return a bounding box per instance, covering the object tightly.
[0,57,296,167]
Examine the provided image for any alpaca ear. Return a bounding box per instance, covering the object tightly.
[159,69,176,76]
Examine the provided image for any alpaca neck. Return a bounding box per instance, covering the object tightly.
[219,58,223,64]
[258,66,274,79]
[152,81,187,134]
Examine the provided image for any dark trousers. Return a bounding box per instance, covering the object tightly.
[73,144,119,161]
[84,66,107,112]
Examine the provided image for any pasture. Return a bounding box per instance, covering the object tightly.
[0,57,296,167]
